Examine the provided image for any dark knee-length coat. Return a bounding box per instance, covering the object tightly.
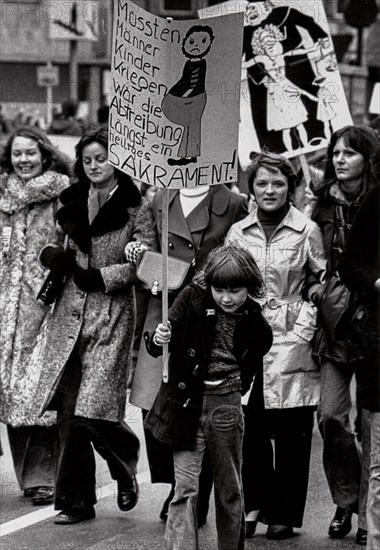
[130,185,248,411]
[33,181,157,423]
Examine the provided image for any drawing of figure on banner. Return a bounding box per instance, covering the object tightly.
[242,0,336,155]
[161,25,215,166]
[244,24,320,153]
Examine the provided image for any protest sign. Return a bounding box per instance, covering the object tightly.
[240,0,353,163]
[49,1,98,41]
[201,1,353,164]
[109,0,244,188]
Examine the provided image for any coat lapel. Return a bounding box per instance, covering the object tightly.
[193,290,217,358]
[90,187,130,236]
[57,183,140,253]
[168,192,193,242]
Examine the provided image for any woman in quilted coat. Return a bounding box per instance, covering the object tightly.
[0,126,70,505]
[34,127,157,525]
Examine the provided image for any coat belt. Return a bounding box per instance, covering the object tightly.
[265,294,302,309]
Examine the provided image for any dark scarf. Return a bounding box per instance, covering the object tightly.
[56,181,141,253]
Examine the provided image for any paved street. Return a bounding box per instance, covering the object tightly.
[0,404,362,550]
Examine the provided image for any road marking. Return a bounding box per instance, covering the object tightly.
[0,470,150,537]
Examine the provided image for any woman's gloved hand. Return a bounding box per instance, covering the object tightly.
[73,265,105,292]
[40,246,76,275]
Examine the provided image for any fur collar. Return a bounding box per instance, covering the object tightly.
[57,181,141,253]
[0,171,69,214]
[329,181,364,206]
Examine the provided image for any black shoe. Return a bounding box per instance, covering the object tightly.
[246,520,258,539]
[32,486,54,506]
[117,476,139,511]
[159,486,175,522]
[328,506,353,538]
[23,488,36,498]
[54,506,95,525]
[266,524,294,540]
[356,528,367,545]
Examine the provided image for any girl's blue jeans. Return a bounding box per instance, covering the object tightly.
[165,391,245,550]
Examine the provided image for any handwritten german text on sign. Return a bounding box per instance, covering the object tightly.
[109,0,244,188]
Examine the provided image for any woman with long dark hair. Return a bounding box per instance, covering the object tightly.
[33,127,157,524]
[0,126,70,505]
[311,125,378,544]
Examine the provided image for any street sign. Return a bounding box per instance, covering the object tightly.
[37,65,59,87]
[49,1,99,41]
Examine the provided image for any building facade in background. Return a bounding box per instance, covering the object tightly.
[0,0,379,125]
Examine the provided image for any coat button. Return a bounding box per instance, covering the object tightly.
[71,311,80,320]
[178,382,186,390]
[188,348,195,357]
[168,242,174,249]
[188,243,193,249]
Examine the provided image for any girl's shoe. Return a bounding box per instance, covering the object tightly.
[245,520,258,539]
[31,486,54,506]
[54,506,95,524]
[266,524,294,540]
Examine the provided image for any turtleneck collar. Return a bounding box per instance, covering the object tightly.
[257,203,289,240]
[257,203,289,224]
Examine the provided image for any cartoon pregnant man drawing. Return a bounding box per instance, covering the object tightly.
[162,25,215,166]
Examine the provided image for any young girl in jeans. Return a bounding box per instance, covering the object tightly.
[144,244,272,550]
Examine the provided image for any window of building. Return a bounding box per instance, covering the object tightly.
[159,0,196,17]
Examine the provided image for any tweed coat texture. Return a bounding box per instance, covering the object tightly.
[33,182,157,423]
[226,205,327,410]
[129,185,249,411]
[0,171,69,427]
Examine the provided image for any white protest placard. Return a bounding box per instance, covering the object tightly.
[109,0,245,188]
[202,1,353,164]
[49,1,99,41]
[241,0,353,162]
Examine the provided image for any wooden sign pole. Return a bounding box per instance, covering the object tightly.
[299,152,314,217]
[161,189,169,383]
[299,152,311,186]
[162,15,172,384]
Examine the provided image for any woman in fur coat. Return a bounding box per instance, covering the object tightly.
[34,127,157,525]
[0,126,70,505]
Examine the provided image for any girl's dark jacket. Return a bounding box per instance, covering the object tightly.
[144,283,273,450]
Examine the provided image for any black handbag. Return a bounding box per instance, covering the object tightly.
[335,298,371,348]
[37,269,67,306]
[37,236,69,306]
